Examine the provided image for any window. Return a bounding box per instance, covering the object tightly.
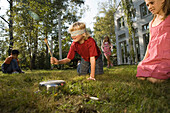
[117,18,121,29]
[118,33,126,39]
[135,37,141,61]
[117,17,125,30]
[120,41,128,63]
[132,8,136,18]
[131,8,137,22]
[140,2,151,18]
[134,28,138,34]
[142,23,149,31]
[143,33,149,45]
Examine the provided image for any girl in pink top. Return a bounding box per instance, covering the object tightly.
[101,36,113,68]
[136,0,170,83]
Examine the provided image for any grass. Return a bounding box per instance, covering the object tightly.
[0,61,3,70]
[0,65,169,113]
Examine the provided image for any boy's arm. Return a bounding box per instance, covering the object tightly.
[90,56,96,78]
[4,56,12,64]
[51,57,71,65]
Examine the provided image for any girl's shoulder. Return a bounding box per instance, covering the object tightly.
[161,15,170,27]
[150,15,170,28]
[165,15,170,22]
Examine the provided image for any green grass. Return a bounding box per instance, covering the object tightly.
[0,61,3,70]
[0,65,169,113]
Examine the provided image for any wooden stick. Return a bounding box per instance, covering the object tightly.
[44,38,53,57]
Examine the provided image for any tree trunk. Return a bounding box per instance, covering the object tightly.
[45,31,50,69]
[32,23,38,69]
[8,0,13,55]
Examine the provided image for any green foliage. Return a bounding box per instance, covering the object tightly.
[0,21,8,60]
[0,0,86,69]
[0,40,8,61]
[0,65,169,113]
[93,1,116,54]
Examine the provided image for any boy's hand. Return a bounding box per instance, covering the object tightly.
[51,57,59,65]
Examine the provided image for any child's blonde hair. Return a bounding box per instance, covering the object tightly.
[69,22,90,40]
[153,0,170,20]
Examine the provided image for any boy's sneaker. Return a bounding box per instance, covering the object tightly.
[12,71,19,74]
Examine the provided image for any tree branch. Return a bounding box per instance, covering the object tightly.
[6,0,10,3]
[0,16,9,25]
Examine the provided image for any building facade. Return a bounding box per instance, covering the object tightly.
[114,0,152,65]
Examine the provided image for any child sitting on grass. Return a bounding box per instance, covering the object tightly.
[1,50,24,74]
[51,22,103,80]
[136,0,170,83]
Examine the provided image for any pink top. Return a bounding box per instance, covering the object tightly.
[136,15,170,80]
[102,42,112,56]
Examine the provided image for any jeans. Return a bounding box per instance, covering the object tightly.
[77,55,103,75]
[2,59,21,73]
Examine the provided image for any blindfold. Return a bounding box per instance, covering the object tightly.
[70,29,86,37]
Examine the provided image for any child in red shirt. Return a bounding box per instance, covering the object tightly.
[1,50,24,74]
[51,22,103,80]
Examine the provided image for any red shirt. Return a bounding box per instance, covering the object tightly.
[67,37,101,62]
[4,55,19,65]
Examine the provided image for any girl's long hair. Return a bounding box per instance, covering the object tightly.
[103,36,111,45]
[153,0,170,20]
[163,0,170,18]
